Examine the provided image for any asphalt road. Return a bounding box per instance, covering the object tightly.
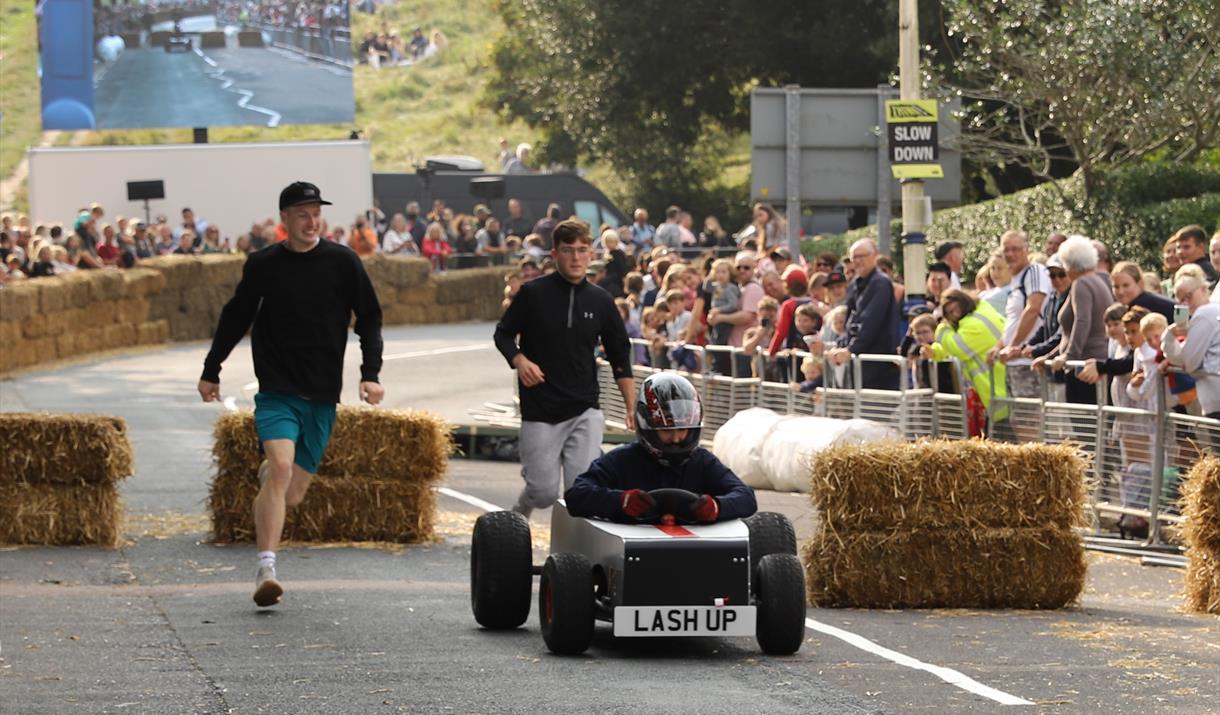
[1,322,1217,714]
[93,43,353,130]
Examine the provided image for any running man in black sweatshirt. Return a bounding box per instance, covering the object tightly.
[494,218,635,517]
[198,181,384,608]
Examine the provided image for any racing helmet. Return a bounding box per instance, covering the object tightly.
[635,372,703,467]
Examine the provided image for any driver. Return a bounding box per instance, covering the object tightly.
[565,373,757,523]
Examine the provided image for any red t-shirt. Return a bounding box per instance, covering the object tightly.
[97,242,120,263]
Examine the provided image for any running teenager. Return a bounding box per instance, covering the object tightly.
[198,181,384,607]
[493,218,635,517]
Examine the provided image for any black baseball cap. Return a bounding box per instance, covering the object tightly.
[279,181,333,210]
[826,270,847,285]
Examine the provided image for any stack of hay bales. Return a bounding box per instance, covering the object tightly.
[362,255,512,325]
[0,413,133,545]
[806,439,1089,609]
[209,407,452,543]
[0,269,169,373]
[1182,456,1220,614]
[143,255,244,342]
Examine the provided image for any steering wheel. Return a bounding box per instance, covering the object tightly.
[642,488,701,525]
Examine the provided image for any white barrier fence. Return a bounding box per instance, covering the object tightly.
[597,339,1220,546]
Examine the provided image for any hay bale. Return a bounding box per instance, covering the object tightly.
[810,439,1089,530]
[0,282,39,321]
[84,270,125,302]
[363,254,431,288]
[141,255,202,291]
[212,407,452,483]
[398,284,438,306]
[804,525,1085,609]
[120,268,167,298]
[1181,456,1220,613]
[0,483,122,546]
[0,413,133,485]
[1181,456,1220,551]
[1184,550,1220,614]
[209,408,451,543]
[208,475,436,543]
[115,298,151,325]
[137,320,170,345]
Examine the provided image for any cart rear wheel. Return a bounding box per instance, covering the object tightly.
[745,511,797,575]
[470,510,532,629]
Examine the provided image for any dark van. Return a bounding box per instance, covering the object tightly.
[373,156,628,231]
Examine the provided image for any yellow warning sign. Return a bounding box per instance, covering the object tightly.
[891,164,944,179]
[885,99,939,124]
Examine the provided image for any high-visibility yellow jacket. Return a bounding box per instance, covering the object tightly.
[930,300,1008,417]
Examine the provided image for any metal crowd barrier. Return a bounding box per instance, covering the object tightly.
[597,341,1220,546]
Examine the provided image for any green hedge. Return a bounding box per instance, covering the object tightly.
[922,163,1220,279]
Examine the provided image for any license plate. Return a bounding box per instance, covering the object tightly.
[613,606,756,637]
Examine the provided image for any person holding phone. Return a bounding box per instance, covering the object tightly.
[1162,274,1220,420]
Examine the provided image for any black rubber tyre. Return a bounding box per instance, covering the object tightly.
[539,553,595,655]
[754,553,806,655]
[470,510,532,629]
[745,511,798,576]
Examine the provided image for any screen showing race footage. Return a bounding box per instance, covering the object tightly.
[38,0,355,130]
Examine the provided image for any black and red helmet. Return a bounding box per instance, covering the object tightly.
[635,372,703,467]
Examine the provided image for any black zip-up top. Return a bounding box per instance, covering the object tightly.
[200,240,383,403]
[494,271,632,423]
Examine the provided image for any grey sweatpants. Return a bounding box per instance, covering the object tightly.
[515,408,604,511]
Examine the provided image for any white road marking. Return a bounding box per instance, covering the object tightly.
[803,618,1034,705]
[383,344,494,361]
[437,483,1035,707]
[436,486,503,513]
[194,47,282,127]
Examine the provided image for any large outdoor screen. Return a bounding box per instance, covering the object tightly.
[38,0,355,130]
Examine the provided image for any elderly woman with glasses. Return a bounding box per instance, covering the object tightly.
[1033,235,1113,404]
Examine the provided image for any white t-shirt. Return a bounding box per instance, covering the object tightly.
[1002,262,1050,366]
[382,229,417,255]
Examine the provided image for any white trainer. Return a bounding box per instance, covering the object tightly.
[253,565,283,607]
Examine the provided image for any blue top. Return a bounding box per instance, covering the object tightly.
[565,442,757,522]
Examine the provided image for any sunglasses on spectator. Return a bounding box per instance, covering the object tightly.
[736,265,753,270]
[1049,270,1067,278]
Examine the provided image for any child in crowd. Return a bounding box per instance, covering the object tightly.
[703,258,740,348]
[795,354,823,394]
[664,289,698,370]
[616,297,646,365]
[903,313,940,388]
[742,297,781,380]
[820,305,847,345]
[1142,312,1199,414]
[643,303,671,367]
[1111,306,1154,537]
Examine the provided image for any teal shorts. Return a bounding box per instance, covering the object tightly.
[253,392,337,474]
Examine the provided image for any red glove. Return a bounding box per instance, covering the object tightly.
[693,495,719,523]
[621,489,655,518]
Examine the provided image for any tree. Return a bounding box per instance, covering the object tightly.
[932,0,1220,199]
[485,0,903,217]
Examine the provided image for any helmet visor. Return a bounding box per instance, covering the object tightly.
[644,397,702,429]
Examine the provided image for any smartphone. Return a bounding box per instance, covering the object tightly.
[760,318,772,328]
[1174,304,1190,327]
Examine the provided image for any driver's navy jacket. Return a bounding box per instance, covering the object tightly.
[564,442,757,522]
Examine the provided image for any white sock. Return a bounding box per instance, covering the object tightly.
[258,551,276,569]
